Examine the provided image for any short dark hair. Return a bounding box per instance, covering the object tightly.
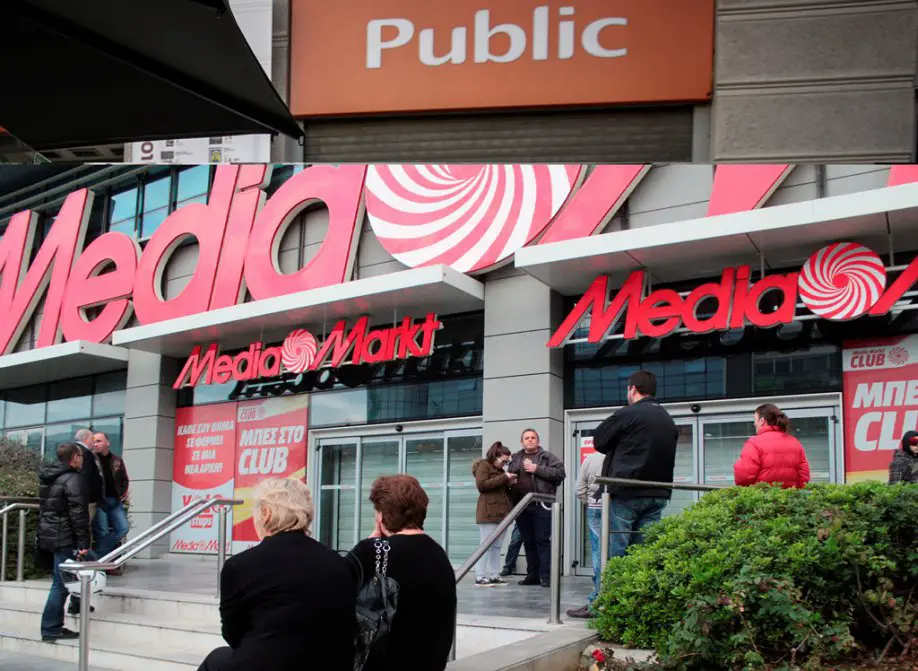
[93,431,109,441]
[369,475,428,533]
[57,443,81,464]
[485,441,511,462]
[628,370,657,396]
[520,428,539,441]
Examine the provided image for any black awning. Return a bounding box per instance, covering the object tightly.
[0,0,303,151]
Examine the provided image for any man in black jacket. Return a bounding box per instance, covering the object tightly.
[75,428,104,523]
[38,443,92,642]
[507,428,566,587]
[567,371,677,618]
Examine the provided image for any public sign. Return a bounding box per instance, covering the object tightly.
[289,0,715,116]
[843,335,918,483]
[170,404,238,554]
[549,242,913,346]
[231,396,309,554]
[172,313,442,388]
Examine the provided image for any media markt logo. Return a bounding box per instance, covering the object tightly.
[173,313,442,389]
[887,345,910,367]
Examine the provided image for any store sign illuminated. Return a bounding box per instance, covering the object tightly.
[548,242,916,346]
[173,313,442,389]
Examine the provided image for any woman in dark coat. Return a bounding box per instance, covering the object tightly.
[197,478,357,671]
[890,430,918,484]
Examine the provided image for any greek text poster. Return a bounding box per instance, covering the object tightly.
[170,404,237,553]
[843,335,918,482]
[231,396,309,554]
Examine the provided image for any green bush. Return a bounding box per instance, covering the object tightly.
[592,483,918,670]
[0,438,46,580]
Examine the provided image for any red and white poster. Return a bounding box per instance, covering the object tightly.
[231,396,309,554]
[843,335,918,482]
[170,404,238,553]
[580,435,597,463]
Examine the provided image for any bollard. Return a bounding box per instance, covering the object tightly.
[600,490,611,576]
[78,571,92,671]
[16,509,26,581]
[548,501,562,625]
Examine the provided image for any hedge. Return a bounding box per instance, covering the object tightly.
[0,437,45,580]
[593,482,917,670]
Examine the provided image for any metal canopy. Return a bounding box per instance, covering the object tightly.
[0,341,128,391]
[0,0,303,152]
[113,265,485,357]
[515,183,918,296]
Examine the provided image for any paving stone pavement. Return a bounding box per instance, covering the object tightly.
[0,650,115,671]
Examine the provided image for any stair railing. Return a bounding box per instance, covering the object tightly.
[0,499,40,582]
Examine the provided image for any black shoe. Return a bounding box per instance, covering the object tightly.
[567,605,594,619]
[540,578,550,588]
[67,604,95,615]
[42,628,79,642]
[518,575,541,586]
[499,567,512,577]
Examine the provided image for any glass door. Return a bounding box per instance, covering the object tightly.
[317,440,358,551]
[359,438,402,539]
[445,432,482,564]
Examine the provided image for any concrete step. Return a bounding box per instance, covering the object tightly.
[0,649,116,671]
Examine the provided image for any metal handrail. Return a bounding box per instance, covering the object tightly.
[60,496,244,671]
[0,502,40,582]
[449,492,561,662]
[594,477,726,576]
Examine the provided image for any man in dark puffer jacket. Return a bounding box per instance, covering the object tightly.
[38,443,92,642]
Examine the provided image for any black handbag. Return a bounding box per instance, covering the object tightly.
[347,539,400,671]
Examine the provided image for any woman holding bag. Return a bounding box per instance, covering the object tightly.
[472,441,517,587]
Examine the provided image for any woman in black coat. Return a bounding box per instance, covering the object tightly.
[198,478,357,671]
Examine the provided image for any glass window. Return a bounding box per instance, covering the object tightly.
[701,420,756,486]
[310,389,369,427]
[5,385,46,428]
[92,371,127,417]
[91,417,124,457]
[0,397,5,429]
[85,194,107,244]
[141,176,171,238]
[318,441,358,551]
[4,427,44,459]
[359,439,401,539]
[176,166,210,207]
[47,377,93,424]
[788,416,832,483]
[753,347,841,396]
[404,436,445,546]
[44,422,82,462]
[446,434,481,563]
[668,424,698,517]
[109,187,138,236]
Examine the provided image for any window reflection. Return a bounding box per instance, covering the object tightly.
[110,187,138,236]
[5,385,46,428]
[176,166,210,206]
[47,378,92,424]
[141,176,171,239]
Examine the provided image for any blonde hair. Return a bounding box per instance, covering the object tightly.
[252,478,314,536]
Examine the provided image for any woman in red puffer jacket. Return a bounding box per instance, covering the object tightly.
[734,404,811,489]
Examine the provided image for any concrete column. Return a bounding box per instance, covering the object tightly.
[122,350,179,559]
[482,270,565,463]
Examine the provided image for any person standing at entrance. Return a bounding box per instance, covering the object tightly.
[734,404,810,489]
[569,371,677,617]
[92,432,131,558]
[569,450,604,617]
[37,443,91,642]
[508,429,566,587]
[472,441,517,586]
[74,429,103,527]
[889,431,918,484]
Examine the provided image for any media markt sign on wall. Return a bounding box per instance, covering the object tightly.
[289,0,715,116]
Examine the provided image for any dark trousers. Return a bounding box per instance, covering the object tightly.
[199,646,233,671]
[516,505,551,580]
[503,524,522,572]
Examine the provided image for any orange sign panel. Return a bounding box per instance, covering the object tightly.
[290,0,715,117]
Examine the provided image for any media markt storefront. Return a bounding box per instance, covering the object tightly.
[516,185,918,577]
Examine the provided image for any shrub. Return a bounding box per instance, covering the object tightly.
[592,483,918,670]
[0,437,46,580]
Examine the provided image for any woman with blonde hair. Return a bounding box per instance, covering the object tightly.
[197,478,356,671]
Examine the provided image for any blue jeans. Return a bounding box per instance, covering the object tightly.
[40,550,76,637]
[586,507,602,602]
[93,497,129,557]
[609,497,669,559]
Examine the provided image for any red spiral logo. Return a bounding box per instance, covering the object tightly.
[364,164,583,274]
[797,243,886,320]
[281,329,318,373]
[888,345,909,367]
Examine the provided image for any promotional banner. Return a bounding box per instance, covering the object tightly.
[170,404,238,553]
[579,435,596,463]
[232,396,309,553]
[843,335,918,482]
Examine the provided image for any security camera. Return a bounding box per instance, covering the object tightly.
[690,404,701,414]
[395,424,404,433]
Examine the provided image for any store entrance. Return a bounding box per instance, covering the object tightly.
[567,397,841,576]
[313,424,482,564]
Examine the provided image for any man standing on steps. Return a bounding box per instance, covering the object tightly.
[507,428,565,588]
[38,443,92,642]
[75,428,104,528]
[567,370,677,619]
[499,526,523,577]
[92,432,131,559]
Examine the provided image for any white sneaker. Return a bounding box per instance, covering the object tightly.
[475,577,493,587]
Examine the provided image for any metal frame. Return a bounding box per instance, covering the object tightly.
[564,392,842,576]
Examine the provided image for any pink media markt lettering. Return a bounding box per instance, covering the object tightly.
[843,335,918,483]
[173,313,443,388]
[170,404,238,554]
[549,242,911,346]
[231,396,308,554]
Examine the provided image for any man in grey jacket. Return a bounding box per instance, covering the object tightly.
[507,428,565,587]
[567,450,605,618]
